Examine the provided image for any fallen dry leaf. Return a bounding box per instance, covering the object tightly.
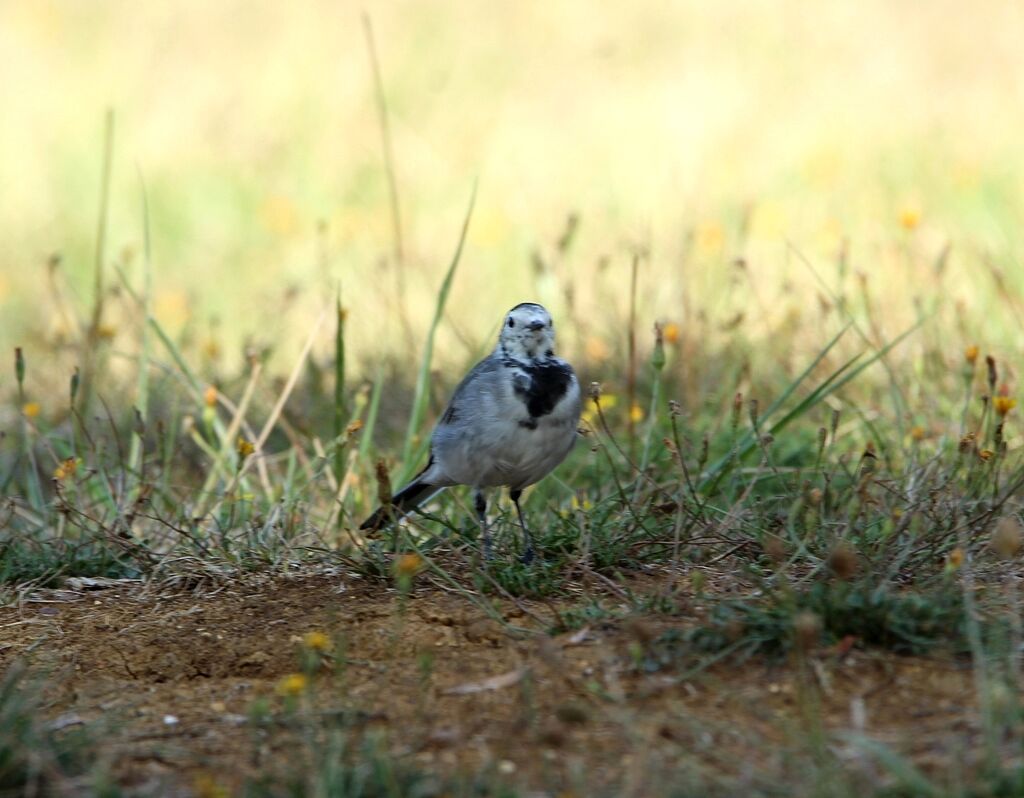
[443,667,527,695]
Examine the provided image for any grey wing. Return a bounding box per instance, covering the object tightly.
[434,355,504,432]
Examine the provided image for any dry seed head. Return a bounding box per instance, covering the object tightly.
[374,459,392,506]
[724,617,745,642]
[808,488,823,505]
[793,611,822,652]
[624,616,655,645]
[986,355,997,392]
[668,399,681,417]
[554,703,589,725]
[991,517,1023,559]
[587,381,602,400]
[345,419,364,436]
[748,398,759,429]
[537,723,566,748]
[731,392,743,429]
[827,542,859,580]
[858,443,877,477]
[651,323,666,371]
[978,449,994,462]
[762,534,787,565]
[14,347,24,388]
[958,432,976,455]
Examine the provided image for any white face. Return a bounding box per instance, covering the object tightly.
[498,303,556,361]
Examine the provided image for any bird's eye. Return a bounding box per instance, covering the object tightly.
[507,318,515,328]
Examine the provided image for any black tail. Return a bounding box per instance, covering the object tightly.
[359,478,440,531]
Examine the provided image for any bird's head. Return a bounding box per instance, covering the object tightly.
[498,302,556,362]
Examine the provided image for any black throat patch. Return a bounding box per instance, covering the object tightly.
[512,360,573,419]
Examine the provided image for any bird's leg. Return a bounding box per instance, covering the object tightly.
[509,489,535,564]
[474,488,492,561]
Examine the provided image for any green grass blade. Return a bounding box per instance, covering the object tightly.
[700,320,920,492]
[333,285,346,484]
[701,324,851,487]
[358,371,385,464]
[398,182,477,483]
[127,170,153,486]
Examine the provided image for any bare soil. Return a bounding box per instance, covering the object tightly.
[0,568,980,796]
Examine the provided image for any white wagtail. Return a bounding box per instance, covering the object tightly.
[360,302,581,562]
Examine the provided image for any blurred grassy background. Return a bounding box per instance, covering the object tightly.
[2,0,1023,397]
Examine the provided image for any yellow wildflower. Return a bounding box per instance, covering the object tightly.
[584,336,610,363]
[629,404,645,423]
[964,345,979,365]
[696,221,725,255]
[947,548,964,570]
[345,419,364,436]
[203,385,218,407]
[910,426,925,442]
[237,437,255,458]
[662,322,681,345]
[97,323,116,340]
[203,339,221,361]
[53,457,78,481]
[303,631,332,652]
[260,194,299,236]
[899,206,921,231]
[275,673,308,696]
[571,494,592,512]
[194,774,229,798]
[979,449,995,462]
[581,393,617,425]
[994,396,1017,417]
[22,402,40,419]
[394,553,425,579]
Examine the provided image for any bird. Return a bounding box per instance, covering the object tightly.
[360,302,582,563]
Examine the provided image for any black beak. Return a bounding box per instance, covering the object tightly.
[527,321,545,331]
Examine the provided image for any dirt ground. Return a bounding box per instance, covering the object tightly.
[0,567,981,796]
